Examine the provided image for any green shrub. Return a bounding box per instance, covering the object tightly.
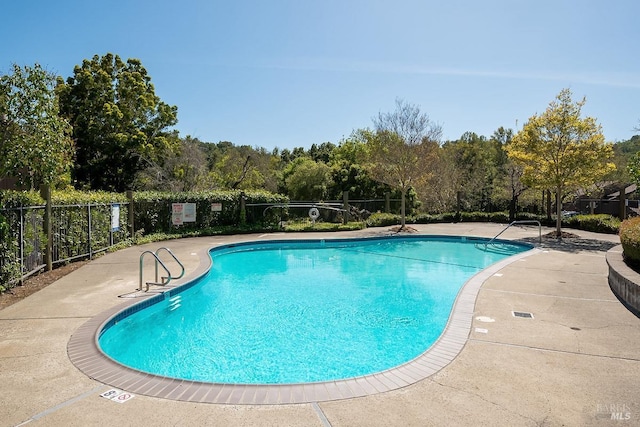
[564,214,620,234]
[460,211,488,222]
[367,212,400,227]
[0,190,44,208]
[0,212,20,291]
[619,217,640,266]
[409,213,441,223]
[284,220,365,232]
[515,212,544,221]
[488,212,510,223]
[133,190,287,235]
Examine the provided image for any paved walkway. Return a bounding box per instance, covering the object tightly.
[1,223,638,426]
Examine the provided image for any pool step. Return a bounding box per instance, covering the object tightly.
[146,277,170,287]
[168,295,182,311]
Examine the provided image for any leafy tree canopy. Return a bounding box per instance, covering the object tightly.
[283,157,332,201]
[57,53,178,192]
[507,88,615,234]
[0,63,74,189]
[364,99,441,227]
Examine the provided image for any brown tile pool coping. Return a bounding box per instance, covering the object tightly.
[67,237,539,405]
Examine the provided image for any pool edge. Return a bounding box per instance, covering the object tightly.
[67,235,539,405]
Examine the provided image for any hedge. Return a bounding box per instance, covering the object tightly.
[620,217,640,266]
[563,214,621,234]
[0,212,19,292]
[133,190,288,234]
[367,211,621,235]
[0,189,289,290]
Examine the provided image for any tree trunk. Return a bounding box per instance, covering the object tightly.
[401,189,406,229]
[555,189,562,237]
[509,196,518,222]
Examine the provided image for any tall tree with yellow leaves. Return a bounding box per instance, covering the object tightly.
[507,89,615,236]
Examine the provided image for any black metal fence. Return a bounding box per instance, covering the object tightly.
[0,193,399,289]
[246,198,401,224]
[0,202,130,286]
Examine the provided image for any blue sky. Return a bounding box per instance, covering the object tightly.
[2,0,639,150]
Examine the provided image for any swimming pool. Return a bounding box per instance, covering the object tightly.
[98,236,531,386]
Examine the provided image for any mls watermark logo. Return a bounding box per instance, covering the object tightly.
[596,403,631,421]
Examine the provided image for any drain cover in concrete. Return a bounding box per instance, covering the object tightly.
[512,311,534,319]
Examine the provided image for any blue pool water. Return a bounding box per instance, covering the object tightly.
[99,236,530,384]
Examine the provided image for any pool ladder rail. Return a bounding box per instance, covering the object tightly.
[484,220,542,249]
[139,247,185,292]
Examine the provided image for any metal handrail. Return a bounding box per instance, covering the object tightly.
[138,247,185,292]
[485,220,542,248]
[155,247,185,281]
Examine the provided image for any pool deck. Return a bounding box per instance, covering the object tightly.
[1,223,639,426]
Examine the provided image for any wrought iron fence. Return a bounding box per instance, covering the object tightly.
[0,202,130,286]
[0,195,398,288]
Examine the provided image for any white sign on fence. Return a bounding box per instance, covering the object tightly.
[211,202,222,212]
[172,202,196,225]
[183,203,196,222]
[111,204,120,231]
[172,203,184,226]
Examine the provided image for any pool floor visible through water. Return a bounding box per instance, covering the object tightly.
[98,236,530,384]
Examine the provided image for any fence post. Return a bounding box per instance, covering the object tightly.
[239,192,247,225]
[87,204,92,259]
[619,185,627,220]
[342,191,349,224]
[39,184,52,272]
[19,206,25,284]
[127,190,134,239]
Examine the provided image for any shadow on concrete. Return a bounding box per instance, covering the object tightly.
[520,236,619,253]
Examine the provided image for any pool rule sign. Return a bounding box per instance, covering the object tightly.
[172,203,196,226]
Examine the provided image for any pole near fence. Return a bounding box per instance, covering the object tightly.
[127,190,134,239]
[619,184,627,220]
[342,191,349,224]
[39,184,52,272]
[19,206,24,284]
[87,204,92,259]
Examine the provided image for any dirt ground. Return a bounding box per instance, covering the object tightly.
[0,261,89,310]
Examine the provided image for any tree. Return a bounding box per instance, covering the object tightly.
[57,53,178,191]
[308,142,336,163]
[0,63,73,189]
[328,132,388,200]
[365,99,441,228]
[419,146,459,214]
[283,157,332,201]
[213,145,266,190]
[442,132,501,212]
[612,135,640,184]
[133,136,210,191]
[507,88,615,236]
[488,127,529,220]
[626,149,640,187]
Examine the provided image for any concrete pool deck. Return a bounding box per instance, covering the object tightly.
[1,223,639,426]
